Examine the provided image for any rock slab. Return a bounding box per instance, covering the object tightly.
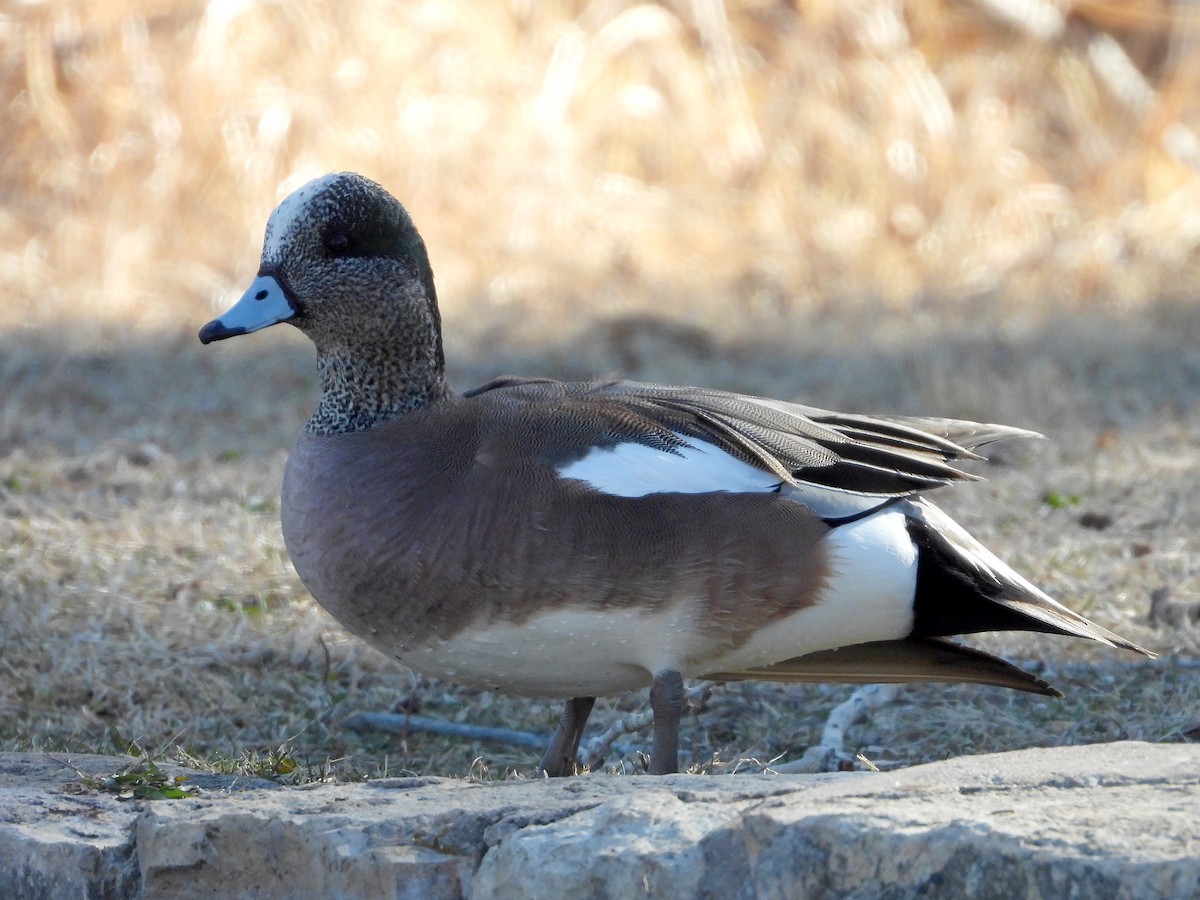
[1,742,1197,899]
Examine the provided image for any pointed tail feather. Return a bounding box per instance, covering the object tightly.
[905,498,1152,657]
[872,416,1045,453]
[704,637,1060,696]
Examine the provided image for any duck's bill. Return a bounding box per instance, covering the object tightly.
[199,275,296,344]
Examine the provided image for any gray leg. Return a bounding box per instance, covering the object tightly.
[540,696,596,776]
[648,670,685,775]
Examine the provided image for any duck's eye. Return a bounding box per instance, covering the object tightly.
[326,233,352,256]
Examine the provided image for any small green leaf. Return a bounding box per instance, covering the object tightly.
[109,726,140,757]
[1042,491,1081,509]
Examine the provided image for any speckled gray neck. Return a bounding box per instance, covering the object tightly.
[308,343,452,435]
[302,285,452,435]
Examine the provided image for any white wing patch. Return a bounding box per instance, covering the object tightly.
[263,172,341,261]
[557,435,891,518]
[557,437,779,497]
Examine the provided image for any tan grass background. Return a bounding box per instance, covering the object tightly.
[7,0,1200,333]
[2,0,1199,777]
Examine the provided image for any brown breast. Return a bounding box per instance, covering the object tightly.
[280,392,832,661]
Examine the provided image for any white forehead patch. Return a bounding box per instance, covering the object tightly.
[263,172,341,261]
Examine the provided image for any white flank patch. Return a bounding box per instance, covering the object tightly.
[263,172,341,261]
[558,435,889,518]
[705,508,918,673]
[813,508,919,638]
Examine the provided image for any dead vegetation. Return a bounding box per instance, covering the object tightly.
[1,0,1199,779]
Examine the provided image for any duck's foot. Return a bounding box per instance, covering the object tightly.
[540,696,596,776]
[647,669,685,775]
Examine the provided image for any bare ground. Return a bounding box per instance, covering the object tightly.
[3,0,1199,778]
[2,299,1197,779]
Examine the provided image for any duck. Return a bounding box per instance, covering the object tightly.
[199,172,1149,776]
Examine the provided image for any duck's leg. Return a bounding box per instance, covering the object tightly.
[540,696,596,776]
[648,669,685,775]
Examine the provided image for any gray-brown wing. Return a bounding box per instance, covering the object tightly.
[465,376,1040,504]
[593,380,1038,499]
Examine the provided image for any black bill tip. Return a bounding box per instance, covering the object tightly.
[198,319,245,345]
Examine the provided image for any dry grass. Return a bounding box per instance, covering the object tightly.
[2,0,1199,779]
[6,0,1200,333]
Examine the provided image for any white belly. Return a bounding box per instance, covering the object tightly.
[399,603,706,697]
[397,508,920,697]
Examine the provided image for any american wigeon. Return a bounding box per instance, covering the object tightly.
[200,172,1149,776]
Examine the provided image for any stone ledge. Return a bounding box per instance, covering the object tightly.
[1,742,1196,899]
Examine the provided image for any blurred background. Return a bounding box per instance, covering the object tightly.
[6,0,1200,335]
[2,0,1199,774]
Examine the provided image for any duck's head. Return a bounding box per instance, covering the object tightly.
[199,172,439,352]
[201,172,450,432]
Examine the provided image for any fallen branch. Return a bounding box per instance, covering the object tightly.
[343,651,1181,774]
[343,711,548,751]
[343,710,642,761]
[771,683,903,774]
